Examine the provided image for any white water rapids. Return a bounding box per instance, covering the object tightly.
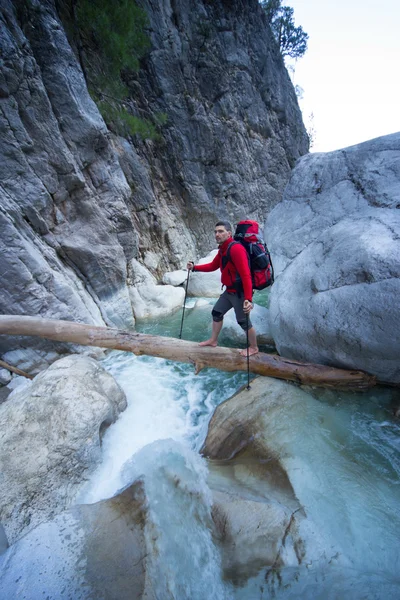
[75,301,400,599]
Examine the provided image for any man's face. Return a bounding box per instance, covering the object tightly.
[214,225,231,246]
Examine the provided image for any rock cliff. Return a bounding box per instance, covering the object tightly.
[0,0,307,368]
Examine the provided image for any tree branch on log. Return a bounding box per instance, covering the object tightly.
[0,315,376,391]
[0,359,34,380]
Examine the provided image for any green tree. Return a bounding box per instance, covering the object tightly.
[261,0,308,60]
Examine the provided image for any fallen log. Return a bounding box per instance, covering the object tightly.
[0,315,376,391]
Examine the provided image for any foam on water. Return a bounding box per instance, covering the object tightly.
[80,350,247,503]
[121,439,233,600]
[77,307,400,599]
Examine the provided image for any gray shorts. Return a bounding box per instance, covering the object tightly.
[212,290,253,331]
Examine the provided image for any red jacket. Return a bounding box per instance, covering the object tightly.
[193,238,253,301]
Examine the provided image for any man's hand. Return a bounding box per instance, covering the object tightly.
[187,261,194,271]
[243,300,253,314]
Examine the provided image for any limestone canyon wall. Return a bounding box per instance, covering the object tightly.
[0,0,307,368]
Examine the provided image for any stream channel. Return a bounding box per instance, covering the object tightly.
[80,296,400,599]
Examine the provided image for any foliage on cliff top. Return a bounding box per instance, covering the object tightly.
[261,0,308,60]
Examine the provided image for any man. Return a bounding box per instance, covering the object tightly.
[187,221,258,356]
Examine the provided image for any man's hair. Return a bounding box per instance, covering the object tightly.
[215,220,232,232]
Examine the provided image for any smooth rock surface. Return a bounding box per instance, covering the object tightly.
[0,439,229,599]
[162,269,188,286]
[222,303,274,346]
[266,133,400,383]
[129,259,185,319]
[209,465,303,586]
[0,368,11,386]
[0,524,7,555]
[202,376,400,589]
[203,377,306,584]
[0,355,127,544]
[187,250,222,297]
[0,483,147,600]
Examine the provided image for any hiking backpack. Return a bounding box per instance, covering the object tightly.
[226,220,274,291]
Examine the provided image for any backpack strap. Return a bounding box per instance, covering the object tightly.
[221,241,238,270]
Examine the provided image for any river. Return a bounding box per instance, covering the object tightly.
[76,297,400,599]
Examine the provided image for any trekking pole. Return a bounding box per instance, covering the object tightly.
[178,267,191,339]
[246,312,251,390]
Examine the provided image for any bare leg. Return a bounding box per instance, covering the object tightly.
[239,327,258,357]
[199,320,223,347]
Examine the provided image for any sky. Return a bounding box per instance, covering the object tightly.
[285,0,400,152]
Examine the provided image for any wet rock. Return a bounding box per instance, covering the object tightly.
[202,377,306,584]
[0,483,147,600]
[0,387,10,405]
[0,439,230,599]
[0,355,127,544]
[118,439,229,599]
[222,303,274,346]
[209,462,303,585]
[266,132,400,383]
[202,376,400,589]
[0,368,12,386]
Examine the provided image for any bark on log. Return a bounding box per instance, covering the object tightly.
[0,315,376,391]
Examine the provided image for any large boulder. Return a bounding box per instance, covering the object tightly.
[202,377,306,585]
[201,376,400,593]
[0,355,127,544]
[0,483,147,600]
[208,464,303,586]
[129,259,185,319]
[266,133,400,383]
[187,250,222,297]
[221,303,274,346]
[162,269,188,286]
[0,439,230,599]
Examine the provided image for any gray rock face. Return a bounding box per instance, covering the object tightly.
[0,354,127,544]
[0,0,137,366]
[0,0,307,367]
[132,0,308,255]
[266,133,400,383]
[0,0,136,326]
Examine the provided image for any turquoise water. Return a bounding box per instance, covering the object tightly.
[81,301,400,599]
